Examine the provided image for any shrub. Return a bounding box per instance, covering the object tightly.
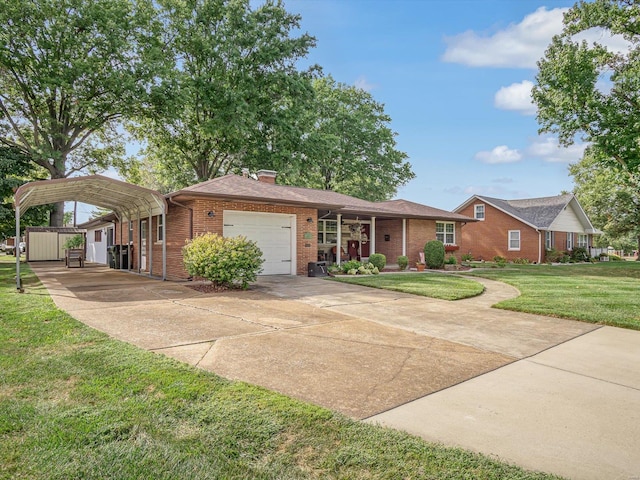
[608,253,623,261]
[64,234,84,249]
[461,252,473,263]
[424,240,445,269]
[571,247,589,262]
[545,248,564,263]
[493,255,507,267]
[397,255,409,270]
[182,233,264,289]
[368,253,386,270]
[512,257,530,265]
[341,260,362,274]
[446,255,457,265]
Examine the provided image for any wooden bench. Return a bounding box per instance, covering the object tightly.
[65,248,84,268]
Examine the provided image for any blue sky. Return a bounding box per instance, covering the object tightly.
[286,0,587,211]
[74,0,592,222]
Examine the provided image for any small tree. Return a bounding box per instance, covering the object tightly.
[368,253,386,271]
[424,240,445,269]
[182,233,264,289]
[63,234,85,250]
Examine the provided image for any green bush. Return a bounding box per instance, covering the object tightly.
[492,255,507,267]
[461,252,473,263]
[424,240,445,269]
[571,247,589,262]
[182,233,264,289]
[368,253,386,270]
[63,234,84,249]
[341,260,362,273]
[545,248,564,263]
[446,255,457,265]
[608,253,623,261]
[397,255,409,270]
[512,257,530,265]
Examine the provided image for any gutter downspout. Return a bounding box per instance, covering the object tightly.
[169,197,193,240]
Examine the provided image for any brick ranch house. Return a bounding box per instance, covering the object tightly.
[454,194,601,264]
[107,170,475,279]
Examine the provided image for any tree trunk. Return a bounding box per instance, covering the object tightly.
[50,201,65,227]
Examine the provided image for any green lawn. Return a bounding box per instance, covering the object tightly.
[330,272,485,300]
[0,258,560,479]
[466,262,640,330]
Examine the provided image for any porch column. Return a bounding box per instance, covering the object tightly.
[148,213,153,277]
[402,218,407,256]
[336,213,342,266]
[162,209,167,281]
[15,204,21,291]
[370,216,376,255]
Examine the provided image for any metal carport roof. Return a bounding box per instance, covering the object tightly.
[14,175,167,289]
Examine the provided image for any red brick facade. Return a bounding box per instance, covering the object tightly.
[116,200,317,279]
[458,201,542,262]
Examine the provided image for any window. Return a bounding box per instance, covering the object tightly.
[94,230,102,242]
[474,204,485,220]
[545,231,554,250]
[317,220,338,244]
[508,230,520,250]
[128,221,134,244]
[566,232,573,250]
[436,222,455,244]
[157,215,164,242]
[577,234,588,248]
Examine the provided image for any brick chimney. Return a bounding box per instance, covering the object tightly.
[256,170,277,184]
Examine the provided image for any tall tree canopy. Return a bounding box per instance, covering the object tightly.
[278,76,413,201]
[126,0,317,193]
[0,147,51,239]
[570,148,640,252]
[533,0,640,173]
[0,0,164,225]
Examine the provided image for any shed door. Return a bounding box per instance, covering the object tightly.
[223,211,295,275]
[28,232,58,261]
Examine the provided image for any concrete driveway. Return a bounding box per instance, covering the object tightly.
[29,262,640,480]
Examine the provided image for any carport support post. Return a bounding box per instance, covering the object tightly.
[336,214,342,267]
[15,205,21,290]
[370,216,376,255]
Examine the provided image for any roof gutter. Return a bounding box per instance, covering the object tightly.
[169,197,193,240]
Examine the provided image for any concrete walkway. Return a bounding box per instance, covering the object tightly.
[29,263,640,480]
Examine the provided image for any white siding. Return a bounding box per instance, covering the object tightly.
[548,206,587,233]
[86,226,109,264]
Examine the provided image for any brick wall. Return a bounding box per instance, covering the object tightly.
[375,219,404,263]
[458,202,541,262]
[145,199,317,279]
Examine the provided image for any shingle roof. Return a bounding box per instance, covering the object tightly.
[474,194,574,229]
[169,174,474,221]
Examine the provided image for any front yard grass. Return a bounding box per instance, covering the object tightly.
[0,258,560,479]
[466,262,640,330]
[330,272,485,300]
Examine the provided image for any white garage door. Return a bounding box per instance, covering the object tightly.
[223,211,295,275]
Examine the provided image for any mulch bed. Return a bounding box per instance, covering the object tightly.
[186,283,235,293]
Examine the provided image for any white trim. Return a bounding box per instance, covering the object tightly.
[436,221,455,245]
[474,204,485,221]
[402,218,406,256]
[508,230,521,251]
[156,214,164,243]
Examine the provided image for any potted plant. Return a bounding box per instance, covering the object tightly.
[444,244,460,253]
[416,261,426,272]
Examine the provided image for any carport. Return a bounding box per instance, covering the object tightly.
[14,175,167,290]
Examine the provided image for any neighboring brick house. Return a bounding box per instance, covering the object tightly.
[108,170,474,279]
[454,194,601,263]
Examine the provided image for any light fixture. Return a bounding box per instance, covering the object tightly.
[207,211,215,218]
[307,217,313,223]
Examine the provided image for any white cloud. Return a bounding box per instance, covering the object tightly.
[492,177,514,184]
[474,145,522,164]
[442,7,566,69]
[527,136,588,163]
[494,80,536,115]
[442,7,631,69]
[354,76,375,92]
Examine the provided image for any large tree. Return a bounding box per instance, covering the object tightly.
[278,76,414,201]
[570,148,640,253]
[0,146,51,239]
[0,0,164,225]
[125,0,317,193]
[532,0,640,173]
